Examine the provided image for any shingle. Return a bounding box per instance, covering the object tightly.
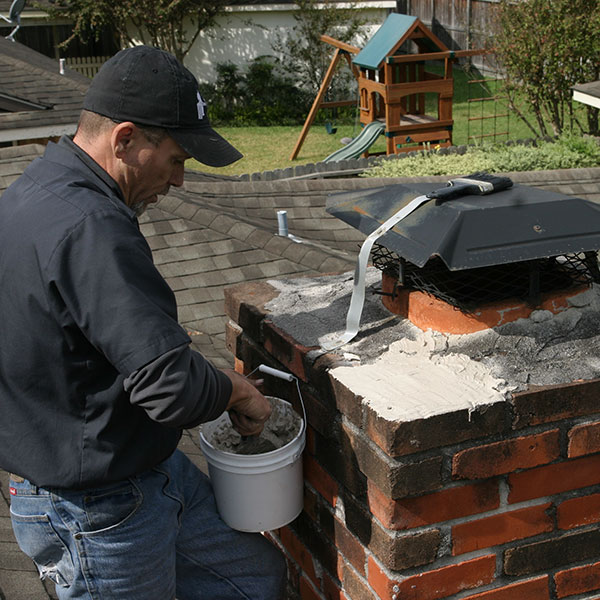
[300,249,334,271]
[259,259,307,278]
[209,239,247,255]
[282,242,311,262]
[245,228,274,249]
[164,230,225,248]
[199,316,229,336]
[197,270,230,287]
[229,221,257,241]
[168,256,219,277]
[210,213,237,234]
[175,288,214,306]
[264,235,295,256]
[240,264,268,280]
[178,300,224,324]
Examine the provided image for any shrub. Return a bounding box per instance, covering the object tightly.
[199,57,312,126]
[362,134,600,178]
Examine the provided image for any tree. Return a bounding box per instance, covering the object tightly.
[44,0,227,62]
[493,0,600,137]
[271,0,368,101]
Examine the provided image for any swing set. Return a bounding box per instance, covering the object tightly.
[291,13,485,161]
[290,35,361,160]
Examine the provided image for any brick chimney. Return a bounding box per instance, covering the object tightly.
[224,272,600,600]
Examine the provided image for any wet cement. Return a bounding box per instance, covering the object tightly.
[262,269,600,420]
[208,397,302,455]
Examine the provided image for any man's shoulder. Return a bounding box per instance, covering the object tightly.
[10,151,130,223]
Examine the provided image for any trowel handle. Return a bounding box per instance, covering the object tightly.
[258,364,295,382]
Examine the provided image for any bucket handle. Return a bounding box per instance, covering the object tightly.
[247,364,307,436]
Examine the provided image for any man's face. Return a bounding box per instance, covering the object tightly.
[120,130,190,216]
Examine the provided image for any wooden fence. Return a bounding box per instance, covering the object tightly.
[64,56,110,78]
[397,0,499,68]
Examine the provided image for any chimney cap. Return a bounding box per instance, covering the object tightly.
[327,182,600,271]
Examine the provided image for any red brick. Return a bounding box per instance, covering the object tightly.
[279,526,318,588]
[380,275,583,335]
[365,400,510,458]
[341,420,443,498]
[300,574,323,600]
[368,554,496,600]
[233,355,245,374]
[329,376,365,427]
[223,280,277,343]
[452,430,560,480]
[262,320,312,382]
[331,518,366,576]
[368,479,499,530]
[508,454,600,503]
[461,576,549,599]
[512,379,600,428]
[369,523,440,571]
[302,484,320,524]
[557,492,600,530]
[300,387,338,440]
[304,454,339,507]
[305,425,317,455]
[568,420,600,458]
[555,561,600,598]
[504,529,600,576]
[339,561,377,600]
[452,503,553,555]
[336,554,344,584]
[322,571,346,600]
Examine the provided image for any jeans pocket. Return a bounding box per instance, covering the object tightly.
[80,479,143,534]
[10,510,75,587]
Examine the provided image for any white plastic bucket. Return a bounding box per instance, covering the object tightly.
[199,397,305,532]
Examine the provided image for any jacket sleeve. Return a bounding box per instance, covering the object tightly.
[123,343,232,429]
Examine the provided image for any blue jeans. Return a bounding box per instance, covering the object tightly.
[9,449,286,599]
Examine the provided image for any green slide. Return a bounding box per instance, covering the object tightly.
[323,121,386,163]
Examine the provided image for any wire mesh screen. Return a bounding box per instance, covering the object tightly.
[371,244,600,312]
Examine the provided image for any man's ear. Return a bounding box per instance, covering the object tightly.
[112,122,136,159]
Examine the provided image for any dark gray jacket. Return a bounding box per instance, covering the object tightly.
[0,137,231,489]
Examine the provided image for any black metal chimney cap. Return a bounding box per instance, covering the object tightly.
[326,182,600,270]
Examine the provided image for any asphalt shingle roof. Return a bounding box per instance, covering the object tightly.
[0,37,89,138]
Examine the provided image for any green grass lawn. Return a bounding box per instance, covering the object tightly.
[189,65,562,177]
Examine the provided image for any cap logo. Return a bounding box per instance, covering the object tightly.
[196,92,206,120]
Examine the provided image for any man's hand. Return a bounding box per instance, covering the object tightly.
[222,369,271,437]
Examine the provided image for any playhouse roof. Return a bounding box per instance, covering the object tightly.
[353,13,449,70]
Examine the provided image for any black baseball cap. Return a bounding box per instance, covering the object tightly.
[83,45,242,167]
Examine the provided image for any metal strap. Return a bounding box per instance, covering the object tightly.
[321,194,431,351]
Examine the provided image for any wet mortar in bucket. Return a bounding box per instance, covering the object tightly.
[208,397,302,455]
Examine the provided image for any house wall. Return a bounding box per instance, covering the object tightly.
[180,3,396,83]
[224,279,600,600]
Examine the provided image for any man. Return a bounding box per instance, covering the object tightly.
[0,46,286,599]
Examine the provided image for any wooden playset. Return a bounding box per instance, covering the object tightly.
[291,13,483,161]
